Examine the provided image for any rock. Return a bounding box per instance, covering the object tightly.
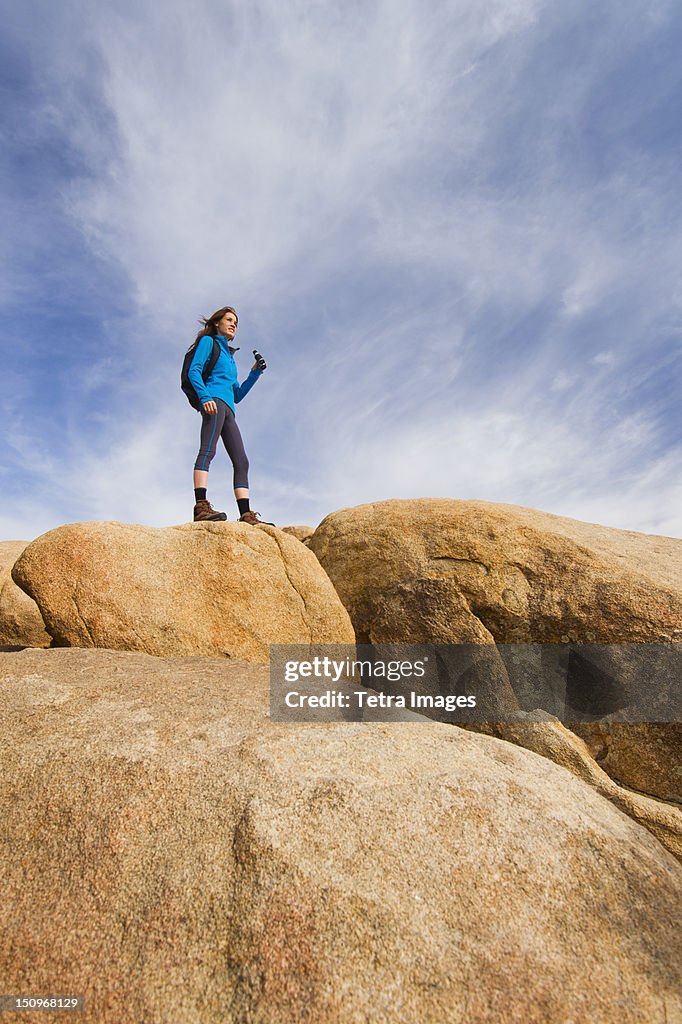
[364,578,520,719]
[308,499,682,813]
[0,647,680,1024]
[0,541,50,648]
[308,499,682,644]
[281,525,314,543]
[468,716,682,861]
[491,502,682,593]
[569,721,682,805]
[11,521,354,661]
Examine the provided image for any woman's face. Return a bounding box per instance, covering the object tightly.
[216,311,237,339]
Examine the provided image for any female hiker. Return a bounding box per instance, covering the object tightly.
[187,305,274,525]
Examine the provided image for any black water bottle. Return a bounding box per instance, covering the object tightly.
[253,349,267,371]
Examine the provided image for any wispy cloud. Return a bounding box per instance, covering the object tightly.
[1,0,681,540]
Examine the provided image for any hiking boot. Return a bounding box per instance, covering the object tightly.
[238,510,275,526]
[193,499,227,522]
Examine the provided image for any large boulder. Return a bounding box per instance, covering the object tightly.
[11,521,354,661]
[308,499,682,810]
[0,541,50,648]
[308,499,682,644]
[0,648,680,1024]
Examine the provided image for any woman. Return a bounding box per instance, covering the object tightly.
[188,305,273,525]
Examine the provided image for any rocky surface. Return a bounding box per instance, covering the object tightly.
[468,716,682,860]
[484,501,681,593]
[569,721,682,804]
[309,499,682,817]
[281,525,314,544]
[308,499,682,645]
[11,521,354,661]
[1,647,680,1024]
[0,541,50,648]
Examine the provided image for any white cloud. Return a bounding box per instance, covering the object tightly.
[550,371,577,392]
[313,402,682,537]
[46,0,545,318]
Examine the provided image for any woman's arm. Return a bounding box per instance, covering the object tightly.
[233,367,263,404]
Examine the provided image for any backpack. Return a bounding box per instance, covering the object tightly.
[181,337,221,410]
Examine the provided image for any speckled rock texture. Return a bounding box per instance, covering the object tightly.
[0,540,50,648]
[11,520,355,661]
[468,716,682,860]
[569,720,682,805]
[1,648,681,1024]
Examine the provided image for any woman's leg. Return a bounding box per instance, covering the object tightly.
[219,408,251,513]
[193,401,228,519]
[217,408,274,525]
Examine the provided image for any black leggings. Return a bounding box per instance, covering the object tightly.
[194,399,249,488]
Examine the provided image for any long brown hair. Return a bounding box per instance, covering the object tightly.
[194,306,239,345]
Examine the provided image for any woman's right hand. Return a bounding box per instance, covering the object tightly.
[202,400,218,415]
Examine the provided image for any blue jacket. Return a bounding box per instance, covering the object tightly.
[188,334,262,413]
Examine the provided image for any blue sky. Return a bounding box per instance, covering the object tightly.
[1,0,681,538]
